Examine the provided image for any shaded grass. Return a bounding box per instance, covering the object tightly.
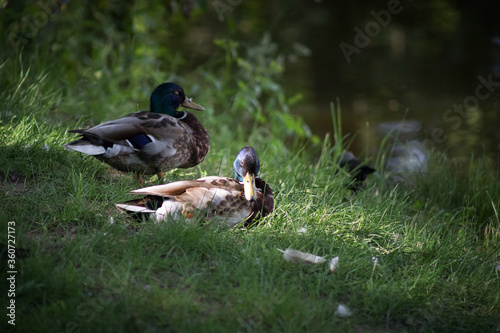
[1,59,500,333]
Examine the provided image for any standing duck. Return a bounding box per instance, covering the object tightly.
[116,146,274,227]
[64,82,209,180]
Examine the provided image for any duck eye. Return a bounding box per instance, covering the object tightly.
[174,90,180,95]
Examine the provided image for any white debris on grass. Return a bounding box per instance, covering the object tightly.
[329,256,339,272]
[334,304,353,317]
[278,248,326,265]
[297,227,307,234]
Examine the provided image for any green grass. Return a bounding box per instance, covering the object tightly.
[1,54,500,333]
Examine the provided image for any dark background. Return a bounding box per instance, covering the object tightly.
[2,0,500,164]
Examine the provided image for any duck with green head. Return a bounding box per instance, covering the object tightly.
[116,146,274,227]
[64,82,209,180]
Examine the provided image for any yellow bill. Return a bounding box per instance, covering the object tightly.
[243,172,257,201]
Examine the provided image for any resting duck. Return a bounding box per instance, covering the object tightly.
[116,146,274,227]
[64,82,209,180]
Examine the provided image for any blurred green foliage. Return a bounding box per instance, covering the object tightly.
[0,0,318,144]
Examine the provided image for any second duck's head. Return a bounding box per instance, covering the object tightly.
[150,82,205,117]
[233,146,261,202]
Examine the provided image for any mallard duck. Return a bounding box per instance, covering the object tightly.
[116,146,274,227]
[337,151,375,191]
[64,82,209,180]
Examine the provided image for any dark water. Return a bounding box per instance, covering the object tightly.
[190,1,500,169]
[273,1,500,169]
[177,1,500,170]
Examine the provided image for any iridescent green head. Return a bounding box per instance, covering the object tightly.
[150,82,205,117]
[233,146,261,201]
